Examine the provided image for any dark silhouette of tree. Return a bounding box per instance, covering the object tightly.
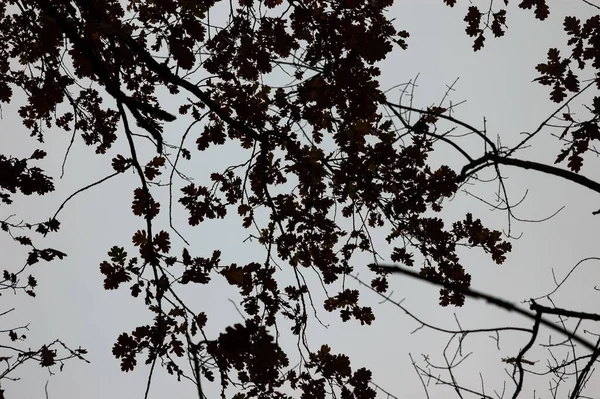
[0,0,599,398]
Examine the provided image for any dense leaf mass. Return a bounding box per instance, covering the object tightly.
[1,0,599,398]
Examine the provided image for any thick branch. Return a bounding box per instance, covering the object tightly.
[370,264,597,351]
[460,154,600,196]
[530,300,600,322]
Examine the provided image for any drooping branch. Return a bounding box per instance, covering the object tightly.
[369,264,598,351]
[33,0,175,152]
[349,273,532,336]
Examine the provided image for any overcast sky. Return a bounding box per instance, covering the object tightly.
[1,1,599,398]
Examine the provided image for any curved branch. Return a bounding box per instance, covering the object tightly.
[382,100,497,152]
[511,310,541,399]
[531,257,600,301]
[50,166,131,226]
[460,154,600,197]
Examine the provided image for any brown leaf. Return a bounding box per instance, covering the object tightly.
[30,149,47,160]
[154,231,171,253]
[473,34,485,51]
[464,6,482,37]
[550,83,567,102]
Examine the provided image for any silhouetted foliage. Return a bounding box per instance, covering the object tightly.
[1,0,600,398]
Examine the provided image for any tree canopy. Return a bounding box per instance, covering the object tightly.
[1,0,599,398]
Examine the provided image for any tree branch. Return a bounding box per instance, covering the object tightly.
[370,264,598,351]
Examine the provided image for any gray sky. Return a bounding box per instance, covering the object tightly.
[1,1,599,398]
